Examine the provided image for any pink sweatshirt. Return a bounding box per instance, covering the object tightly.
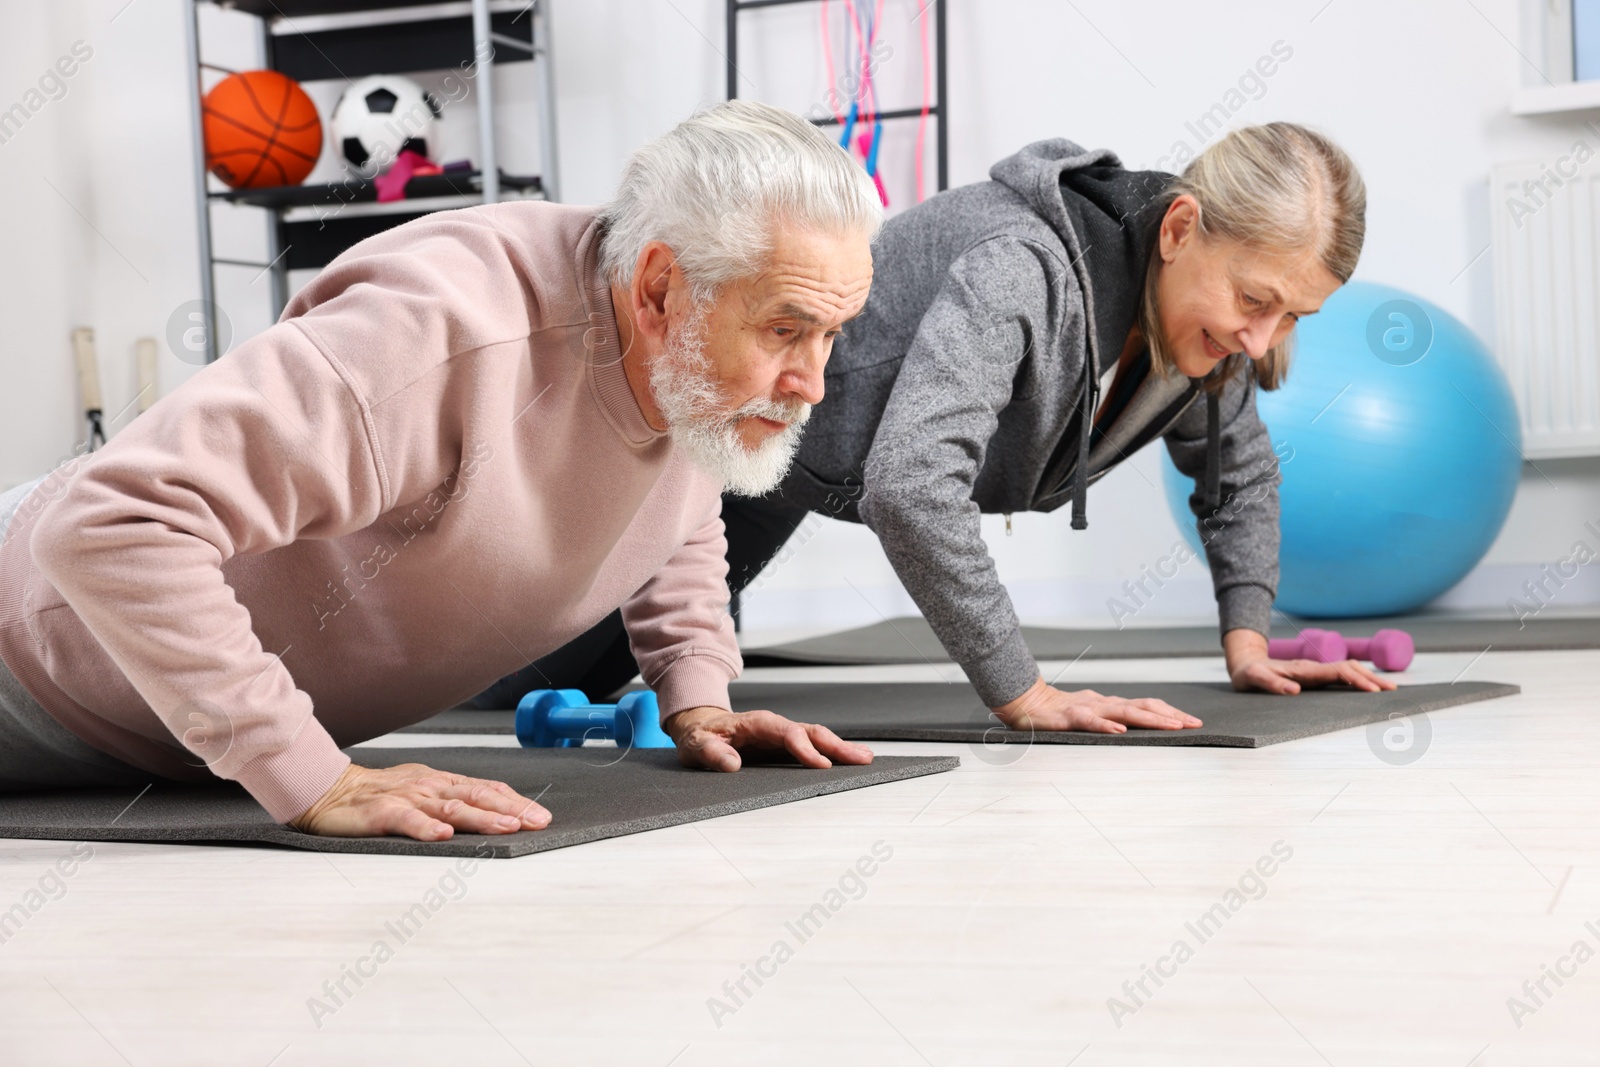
[0,203,741,823]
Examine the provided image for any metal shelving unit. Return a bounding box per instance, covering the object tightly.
[184,0,559,363]
[725,0,947,194]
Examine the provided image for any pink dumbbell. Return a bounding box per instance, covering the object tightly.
[1342,629,1415,671]
[1268,627,1415,671]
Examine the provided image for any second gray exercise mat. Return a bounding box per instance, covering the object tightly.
[0,748,957,858]
[723,679,1518,747]
[740,614,1600,666]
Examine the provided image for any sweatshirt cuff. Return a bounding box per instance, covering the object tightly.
[962,625,1040,708]
[1216,583,1274,641]
[231,716,353,824]
[650,651,737,719]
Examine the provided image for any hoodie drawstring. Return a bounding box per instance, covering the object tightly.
[1070,373,1098,530]
[1204,389,1221,514]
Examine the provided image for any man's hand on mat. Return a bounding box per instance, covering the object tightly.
[992,677,1202,733]
[289,763,552,841]
[662,706,875,772]
[1223,628,1397,695]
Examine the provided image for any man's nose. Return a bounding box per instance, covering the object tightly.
[779,338,828,407]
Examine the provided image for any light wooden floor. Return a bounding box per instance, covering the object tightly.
[1,646,1595,1066]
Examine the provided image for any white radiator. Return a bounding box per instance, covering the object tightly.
[1489,157,1600,458]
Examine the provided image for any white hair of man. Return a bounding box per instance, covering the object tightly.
[599,100,882,495]
[599,99,883,302]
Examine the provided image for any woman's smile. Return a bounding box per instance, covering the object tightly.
[1202,328,1232,358]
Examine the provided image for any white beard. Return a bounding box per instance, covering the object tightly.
[648,302,811,497]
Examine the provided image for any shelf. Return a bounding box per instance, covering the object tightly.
[211,170,542,210]
[278,194,534,270]
[209,0,474,19]
[280,208,436,269]
[1511,79,1600,114]
[267,8,533,82]
[208,169,544,272]
[278,185,541,223]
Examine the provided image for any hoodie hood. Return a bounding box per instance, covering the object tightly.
[990,139,1174,381]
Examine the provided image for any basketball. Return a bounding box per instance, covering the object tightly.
[202,70,322,189]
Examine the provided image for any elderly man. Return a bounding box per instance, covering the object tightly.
[0,101,880,841]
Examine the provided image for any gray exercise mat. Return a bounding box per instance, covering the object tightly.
[0,748,956,858]
[740,614,1600,667]
[401,679,1517,747]
[726,679,1518,747]
[400,710,516,734]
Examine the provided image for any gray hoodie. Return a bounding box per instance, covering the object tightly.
[773,139,1282,706]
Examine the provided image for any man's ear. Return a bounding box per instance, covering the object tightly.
[630,241,678,345]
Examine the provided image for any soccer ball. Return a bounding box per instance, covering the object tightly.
[331,74,441,179]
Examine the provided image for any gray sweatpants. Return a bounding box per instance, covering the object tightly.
[0,476,146,790]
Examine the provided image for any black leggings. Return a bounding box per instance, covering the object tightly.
[464,494,811,708]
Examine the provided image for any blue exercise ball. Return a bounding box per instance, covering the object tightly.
[1161,280,1522,617]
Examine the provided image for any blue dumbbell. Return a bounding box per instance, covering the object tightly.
[514,689,673,749]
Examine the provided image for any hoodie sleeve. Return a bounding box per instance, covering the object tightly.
[26,322,377,823]
[857,236,1067,708]
[621,499,742,719]
[1162,365,1282,640]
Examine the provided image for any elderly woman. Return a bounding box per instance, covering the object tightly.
[0,101,880,840]
[488,122,1395,730]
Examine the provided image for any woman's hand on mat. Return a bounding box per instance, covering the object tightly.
[1230,655,1397,695]
[662,706,875,772]
[1223,628,1397,695]
[288,763,552,841]
[991,677,1202,733]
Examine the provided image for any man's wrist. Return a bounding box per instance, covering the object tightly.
[661,705,726,742]
[288,763,356,832]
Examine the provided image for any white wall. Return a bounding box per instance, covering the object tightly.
[1,0,1597,633]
